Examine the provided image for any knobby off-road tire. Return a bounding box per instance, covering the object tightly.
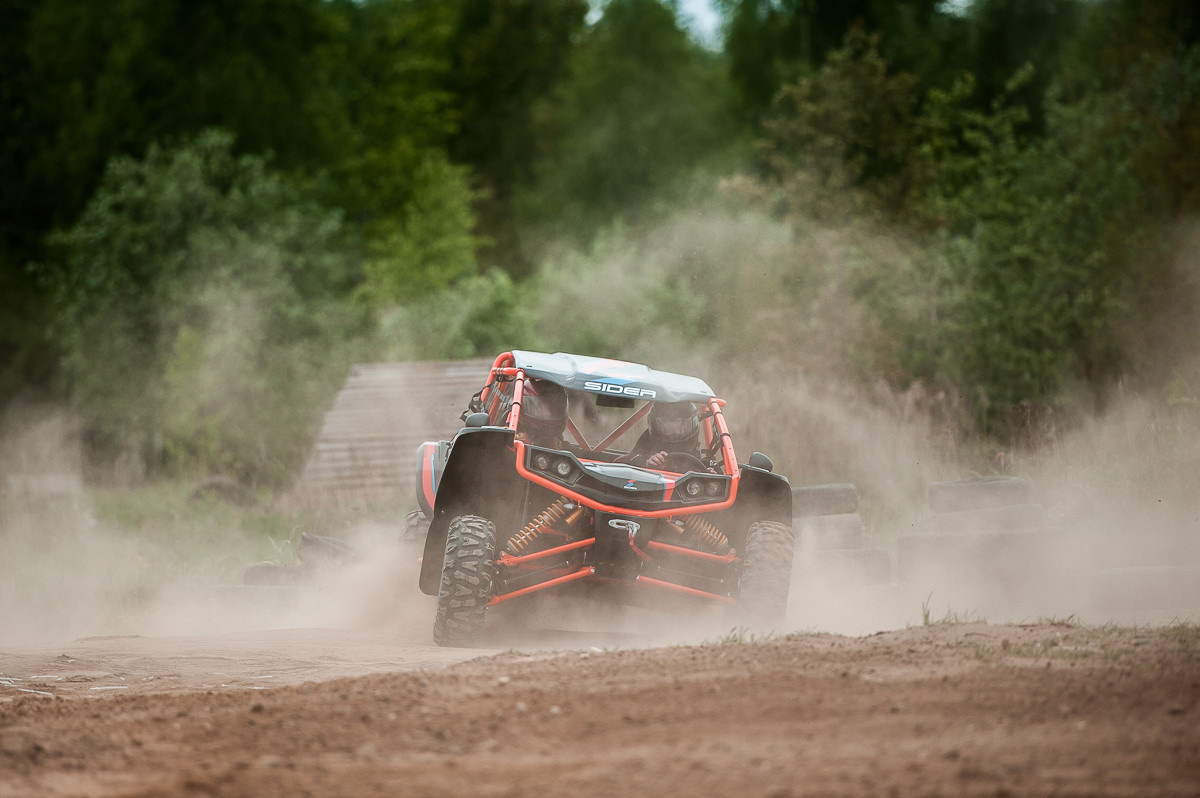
[433,515,498,647]
[736,520,795,629]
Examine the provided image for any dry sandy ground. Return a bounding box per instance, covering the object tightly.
[2,618,1198,797]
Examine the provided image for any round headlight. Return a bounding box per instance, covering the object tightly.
[705,480,723,497]
[685,481,703,497]
[534,453,551,471]
[554,459,573,477]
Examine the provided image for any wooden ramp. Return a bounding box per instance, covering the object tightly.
[286,359,492,508]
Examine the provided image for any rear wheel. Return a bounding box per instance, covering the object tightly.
[736,520,795,629]
[433,514,498,647]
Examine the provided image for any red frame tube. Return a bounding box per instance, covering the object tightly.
[645,539,740,564]
[479,352,517,411]
[496,537,595,567]
[507,366,527,433]
[704,397,738,477]
[488,566,595,605]
[635,575,738,604]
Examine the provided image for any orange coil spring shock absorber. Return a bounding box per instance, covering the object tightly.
[680,515,730,553]
[505,497,582,553]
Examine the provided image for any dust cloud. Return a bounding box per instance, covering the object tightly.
[865,391,1195,634]
[739,368,1200,637]
[3,209,1199,649]
[2,383,1197,652]
[0,398,438,647]
[575,204,1200,638]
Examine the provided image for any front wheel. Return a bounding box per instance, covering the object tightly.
[736,520,795,629]
[433,514,498,647]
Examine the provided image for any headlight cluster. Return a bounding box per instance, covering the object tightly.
[530,449,578,482]
[679,476,727,501]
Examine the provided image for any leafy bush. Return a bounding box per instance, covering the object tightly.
[759,29,919,220]
[374,269,538,361]
[753,27,1197,439]
[45,130,362,487]
[357,152,481,303]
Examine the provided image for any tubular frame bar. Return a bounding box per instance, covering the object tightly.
[592,402,652,453]
[635,575,738,605]
[645,539,740,564]
[496,537,596,567]
[488,566,595,606]
[564,415,591,451]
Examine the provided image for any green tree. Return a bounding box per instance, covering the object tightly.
[522,0,735,246]
[720,0,966,120]
[357,154,479,302]
[1062,0,1200,215]
[751,28,1172,437]
[44,130,359,486]
[758,29,920,220]
[902,59,1193,432]
[377,269,536,361]
[1054,0,1200,390]
[334,0,481,301]
[17,0,352,226]
[721,0,813,118]
[965,0,1085,131]
[1,0,355,399]
[446,0,589,273]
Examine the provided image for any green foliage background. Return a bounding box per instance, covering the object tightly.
[2,0,1198,490]
[41,130,364,486]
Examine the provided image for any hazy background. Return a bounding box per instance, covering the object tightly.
[2,0,1198,644]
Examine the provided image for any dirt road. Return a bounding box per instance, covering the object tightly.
[3,618,1198,797]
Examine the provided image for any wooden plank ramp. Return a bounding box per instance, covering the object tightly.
[285,359,492,508]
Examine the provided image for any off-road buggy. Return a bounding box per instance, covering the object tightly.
[414,351,794,647]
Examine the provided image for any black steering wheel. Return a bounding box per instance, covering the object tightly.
[660,451,708,473]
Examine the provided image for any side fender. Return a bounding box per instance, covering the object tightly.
[736,466,792,522]
[418,427,523,595]
[724,466,792,550]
